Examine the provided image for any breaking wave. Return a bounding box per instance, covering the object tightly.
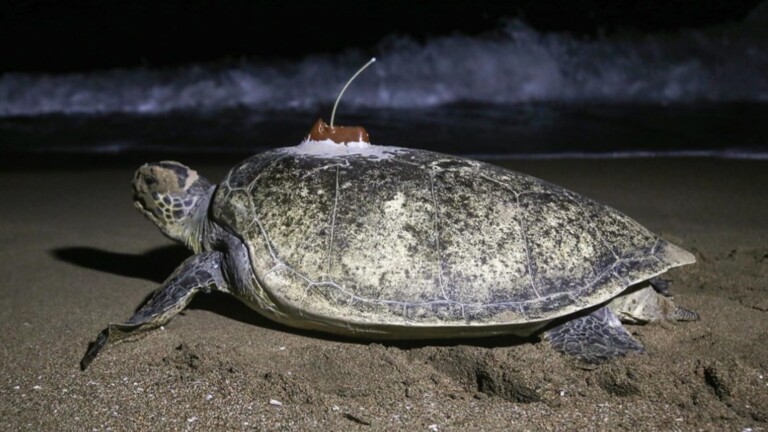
[1,3,766,117]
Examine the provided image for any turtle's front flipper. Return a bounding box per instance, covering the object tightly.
[544,306,645,364]
[81,251,227,370]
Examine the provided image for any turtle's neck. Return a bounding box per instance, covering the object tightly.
[184,183,216,254]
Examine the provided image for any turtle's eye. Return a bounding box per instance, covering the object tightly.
[144,177,158,187]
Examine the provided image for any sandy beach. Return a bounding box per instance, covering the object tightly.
[0,156,766,431]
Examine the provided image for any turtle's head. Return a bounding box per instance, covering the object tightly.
[132,161,214,252]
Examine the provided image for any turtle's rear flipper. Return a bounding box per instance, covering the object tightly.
[544,306,645,364]
[80,251,226,370]
[608,285,699,324]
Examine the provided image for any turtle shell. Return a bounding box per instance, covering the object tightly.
[212,141,694,335]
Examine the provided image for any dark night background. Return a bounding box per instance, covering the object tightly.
[0,0,763,73]
[0,0,767,160]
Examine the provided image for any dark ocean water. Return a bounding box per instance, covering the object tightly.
[1,4,767,159]
[1,103,767,159]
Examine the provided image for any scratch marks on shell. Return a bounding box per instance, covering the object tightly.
[325,165,341,278]
[516,199,542,299]
[429,172,449,301]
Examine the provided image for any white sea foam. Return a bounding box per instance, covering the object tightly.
[282,139,407,161]
[0,4,766,117]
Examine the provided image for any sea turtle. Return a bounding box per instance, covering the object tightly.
[80,119,698,370]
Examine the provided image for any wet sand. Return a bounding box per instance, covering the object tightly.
[0,157,766,431]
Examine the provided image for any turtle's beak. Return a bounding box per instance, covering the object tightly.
[132,192,161,224]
